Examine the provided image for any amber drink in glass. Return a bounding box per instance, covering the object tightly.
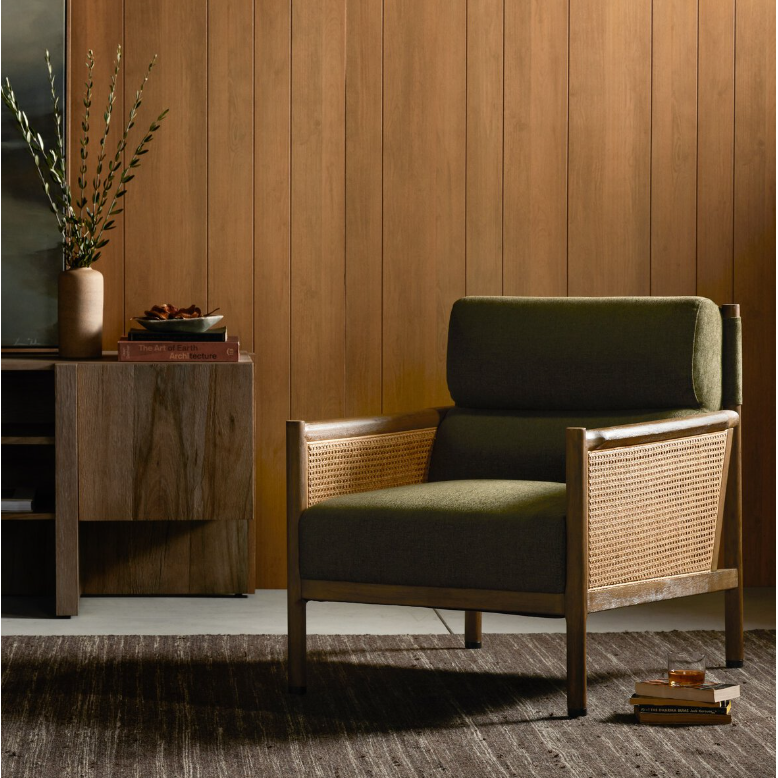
[667,654,706,686]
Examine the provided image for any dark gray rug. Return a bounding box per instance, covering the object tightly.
[2,630,775,777]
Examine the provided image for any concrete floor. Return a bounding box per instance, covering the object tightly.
[1,588,774,636]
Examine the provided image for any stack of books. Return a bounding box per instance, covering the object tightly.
[631,679,739,725]
[118,328,240,362]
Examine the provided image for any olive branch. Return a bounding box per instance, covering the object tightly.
[1,45,168,269]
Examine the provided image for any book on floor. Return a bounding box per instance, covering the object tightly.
[635,710,732,726]
[634,679,740,703]
[632,700,732,716]
[629,694,728,709]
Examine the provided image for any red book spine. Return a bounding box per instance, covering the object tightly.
[118,338,240,362]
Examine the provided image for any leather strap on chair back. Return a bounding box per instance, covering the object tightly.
[722,315,742,407]
[446,296,723,411]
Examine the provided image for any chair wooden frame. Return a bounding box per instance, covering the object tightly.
[287,305,744,718]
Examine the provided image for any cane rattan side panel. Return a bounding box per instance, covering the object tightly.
[587,431,729,589]
[306,428,437,507]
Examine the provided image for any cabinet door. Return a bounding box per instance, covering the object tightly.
[77,363,254,521]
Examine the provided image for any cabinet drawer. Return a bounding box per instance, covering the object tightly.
[77,362,253,521]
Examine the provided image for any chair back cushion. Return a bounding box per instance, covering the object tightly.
[446,296,722,411]
[428,407,713,484]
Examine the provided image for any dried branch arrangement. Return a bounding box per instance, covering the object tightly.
[1,46,168,269]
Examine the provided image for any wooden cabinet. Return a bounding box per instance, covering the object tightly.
[2,354,255,615]
[77,363,253,522]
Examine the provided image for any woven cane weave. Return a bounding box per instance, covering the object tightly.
[306,428,437,507]
[587,430,728,589]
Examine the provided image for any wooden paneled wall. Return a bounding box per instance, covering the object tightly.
[69,0,775,587]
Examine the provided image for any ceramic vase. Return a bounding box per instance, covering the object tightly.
[58,267,103,359]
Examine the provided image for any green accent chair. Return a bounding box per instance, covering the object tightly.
[287,296,743,717]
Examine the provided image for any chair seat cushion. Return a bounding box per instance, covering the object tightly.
[299,480,567,594]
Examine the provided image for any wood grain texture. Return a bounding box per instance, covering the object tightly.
[345,0,383,416]
[697,0,735,304]
[291,0,346,421]
[286,421,308,691]
[123,0,207,321]
[301,580,566,616]
[568,0,651,295]
[382,0,466,413]
[76,363,134,521]
[734,0,776,588]
[80,521,191,594]
[650,0,698,295]
[79,520,248,594]
[68,0,125,349]
[565,428,588,714]
[254,0,291,587]
[188,520,249,593]
[208,0,254,348]
[588,569,738,613]
[303,406,447,442]
[585,410,739,450]
[77,363,254,522]
[55,364,79,615]
[466,0,503,296]
[464,610,483,647]
[503,0,568,296]
[723,405,744,660]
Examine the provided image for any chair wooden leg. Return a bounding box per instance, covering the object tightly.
[288,597,307,694]
[566,610,587,717]
[464,610,482,649]
[725,586,744,667]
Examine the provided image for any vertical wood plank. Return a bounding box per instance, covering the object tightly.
[734,0,776,587]
[254,0,291,587]
[290,0,346,421]
[383,0,466,413]
[189,521,249,593]
[651,0,698,295]
[503,0,568,296]
[68,0,125,349]
[697,0,735,304]
[466,0,504,296]
[208,0,254,348]
[123,0,207,320]
[55,364,79,615]
[568,0,651,295]
[345,0,383,416]
[76,363,134,521]
[201,363,255,522]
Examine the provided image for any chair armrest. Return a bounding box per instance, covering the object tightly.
[585,409,739,450]
[567,410,739,591]
[302,407,448,443]
[288,407,448,514]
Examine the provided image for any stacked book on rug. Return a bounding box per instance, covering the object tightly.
[631,679,739,725]
[118,328,240,362]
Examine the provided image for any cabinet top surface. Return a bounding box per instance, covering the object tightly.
[1,351,254,370]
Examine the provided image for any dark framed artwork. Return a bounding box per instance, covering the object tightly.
[1,0,66,348]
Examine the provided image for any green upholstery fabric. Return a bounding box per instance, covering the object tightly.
[446,296,723,411]
[428,407,713,483]
[299,480,567,593]
[723,316,743,406]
